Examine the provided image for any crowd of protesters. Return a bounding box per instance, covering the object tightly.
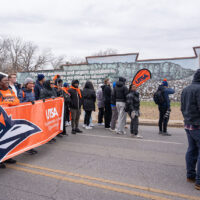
[0,70,200,190]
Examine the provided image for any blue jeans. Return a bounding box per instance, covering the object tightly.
[185,129,200,185]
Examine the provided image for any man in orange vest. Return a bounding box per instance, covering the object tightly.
[0,74,20,168]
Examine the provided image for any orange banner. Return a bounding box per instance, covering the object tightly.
[0,97,64,162]
[132,69,151,87]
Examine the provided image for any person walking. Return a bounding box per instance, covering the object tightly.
[0,74,19,168]
[96,84,104,126]
[68,80,83,134]
[114,77,128,134]
[102,78,112,129]
[82,81,96,129]
[18,77,38,154]
[34,74,45,100]
[125,84,142,138]
[110,82,118,132]
[154,79,175,136]
[181,69,200,190]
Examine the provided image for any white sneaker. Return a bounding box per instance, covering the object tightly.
[109,128,115,132]
[85,126,92,130]
[82,124,86,128]
[132,134,143,139]
[89,123,94,127]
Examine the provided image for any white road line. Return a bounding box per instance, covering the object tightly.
[79,134,184,145]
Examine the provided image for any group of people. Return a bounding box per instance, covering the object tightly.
[0,70,200,190]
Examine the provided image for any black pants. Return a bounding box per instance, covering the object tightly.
[104,104,112,128]
[65,106,70,122]
[159,107,169,132]
[84,110,92,126]
[98,107,104,123]
[128,112,139,135]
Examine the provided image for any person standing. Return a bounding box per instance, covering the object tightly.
[0,74,19,168]
[8,73,20,97]
[102,78,112,129]
[82,81,96,129]
[96,84,104,126]
[34,74,45,100]
[155,79,175,136]
[18,77,38,154]
[114,77,128,134]
[181,69,200,190]
[110,82,118,132]
[68,80,83,134]
[125,84,142,138]
[63,82,71,126]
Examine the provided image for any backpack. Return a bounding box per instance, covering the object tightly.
[153,88,165,105]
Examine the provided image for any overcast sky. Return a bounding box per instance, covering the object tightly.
[0,0,200,61]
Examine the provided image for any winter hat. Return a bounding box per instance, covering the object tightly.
[193,69,200,82]
[0,74,6,82]
[37,74,45,81]
[24,77,34,85]
[72,80,79,85]
[63,82,69,87]
[162,80,168,87]
[119,77,126,83]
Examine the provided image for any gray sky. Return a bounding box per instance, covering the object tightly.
[0,0,200,61]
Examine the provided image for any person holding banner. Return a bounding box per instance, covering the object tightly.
[125,84,142,138]
[34,74,45,100]
[0,74,19,168]
[114,77,129,134]
[68,80,83,134]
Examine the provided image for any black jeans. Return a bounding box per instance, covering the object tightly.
[84,110,92,126]
[98,107,104,123]
[65,106,70,122]
[128,112,139,135]
[159,107,169,132]
[104,104,112,128]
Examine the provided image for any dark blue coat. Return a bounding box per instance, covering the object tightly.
[34,80,44,100]
[18,88,35,103]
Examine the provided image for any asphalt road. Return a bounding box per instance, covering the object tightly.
[0,125,200,200]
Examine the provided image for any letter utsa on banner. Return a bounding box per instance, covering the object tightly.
[0,97,64,163]
[132,69,151,87]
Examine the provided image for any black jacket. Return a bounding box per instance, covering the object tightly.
[181,74,200,125]
[102,85,112,104]
[34,80,44,100]
[114,79,128,103]
[125,91,140,112]
[82,81,96,111]
[40,81,57,99]
[68,80,82,109]
[54,87,71,106]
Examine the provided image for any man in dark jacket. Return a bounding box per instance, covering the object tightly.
[114,77,128,134]
[102,78,112,129]
[157,80,175,136]
[181,69,200,190]
[34,74,45,100]
[68,80,83,134]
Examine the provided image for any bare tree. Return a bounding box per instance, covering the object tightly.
[51,55,66,69]
[91,48,118,56]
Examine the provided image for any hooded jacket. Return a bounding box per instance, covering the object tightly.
[68,80,82,109]
[114,77,128,102]
[82,81,96,111]
[181,69,200,125]
[125,91,140,112]
[40,80,57,99]
[96,84,104,108]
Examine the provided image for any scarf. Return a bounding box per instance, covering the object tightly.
[70,86,82,98]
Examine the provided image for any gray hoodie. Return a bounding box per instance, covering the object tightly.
[96,84,104,108]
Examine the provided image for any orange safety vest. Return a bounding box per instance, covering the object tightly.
[0,88,20,106]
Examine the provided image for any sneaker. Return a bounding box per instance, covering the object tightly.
[4,158,16,164]
[85,126,92,130]
[52,138,57,142]
[187,178,196,183]
[89,123,94,127]
[162,132,171,136]
[132,134,143,139]
[0,163,6,169]
[75,128,83,133]
[82,124,86,128]
[61,131,68,136]
[71,129,76,134]
[98,123,104,126]
[116,131,123,135]
[195,184,200,190]
[109,128,115,132]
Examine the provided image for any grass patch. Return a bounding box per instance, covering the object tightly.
[141,101,180,107]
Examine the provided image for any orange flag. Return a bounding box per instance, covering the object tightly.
[132,69,151,87]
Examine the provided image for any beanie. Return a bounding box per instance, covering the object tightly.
[63,82,69,87]
[38,74,45,81]
[162,80,168,87]
[119,77,126,83]
[193,69,200,82]
[0,74,6,82]
[24,77,34,85]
